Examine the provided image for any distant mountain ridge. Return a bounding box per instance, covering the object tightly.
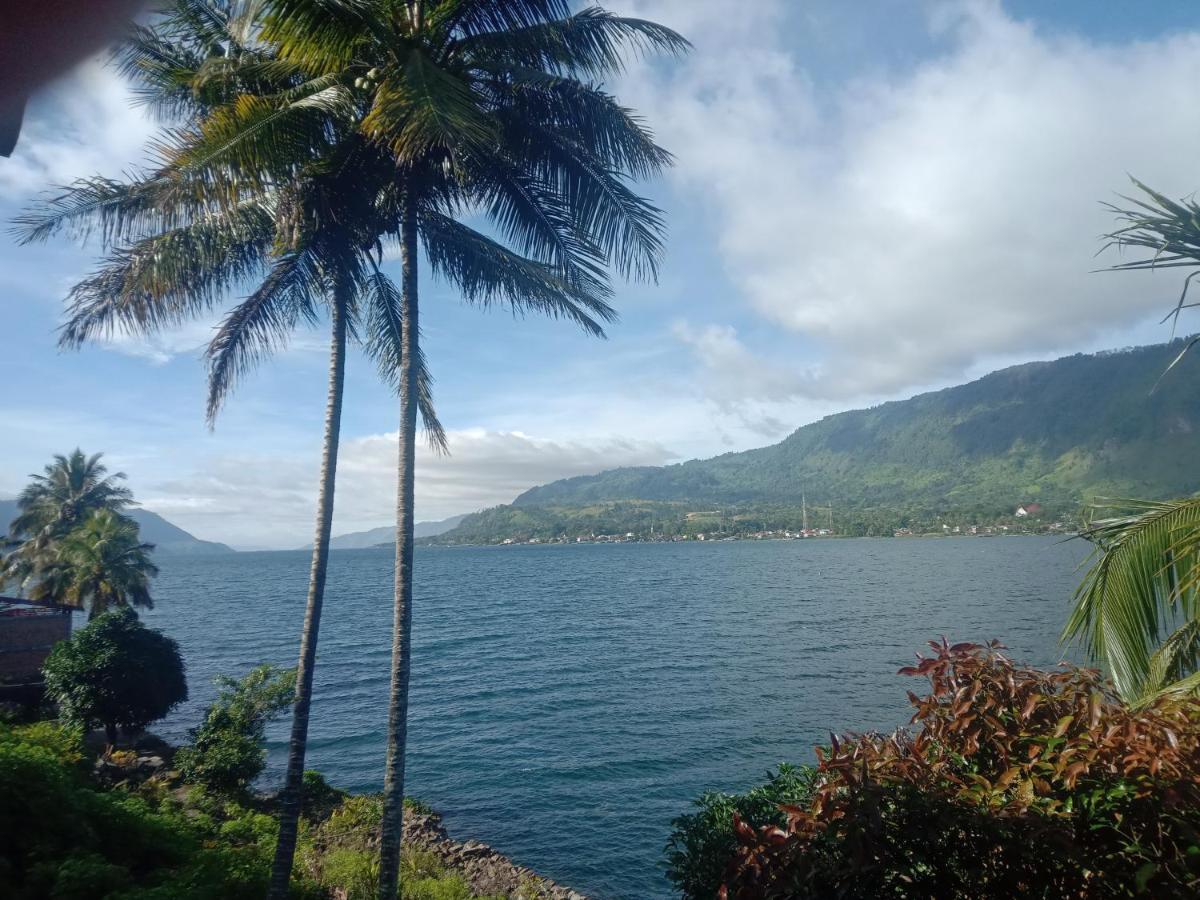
[0,499,234,555]
[444,340,1200,540]
[316,515,466,550]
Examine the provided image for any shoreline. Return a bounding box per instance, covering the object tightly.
[94,733,588,899]
[401,808,587,900]
[421,530,1078,550]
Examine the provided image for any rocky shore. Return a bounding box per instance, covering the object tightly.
[400,808,587,900]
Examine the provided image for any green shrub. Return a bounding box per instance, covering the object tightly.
[320,848,379,900]
[42,608,187,745]
[175,664,294,796]
[719,640,1200,898]
[401,872,474,900]
[665,763,816,898]
[402,848,447,881]
[45,853,129,899]
[0,718,309,899]
[323,793,384,843]
[301,768,347,820]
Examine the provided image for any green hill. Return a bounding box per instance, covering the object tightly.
[439,340,1200,543]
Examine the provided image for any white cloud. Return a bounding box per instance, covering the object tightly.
[617,0,1200,399]
[0,59,155,200]
[143,429,678,548]
[671,321,816,405]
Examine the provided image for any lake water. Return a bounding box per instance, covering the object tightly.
[140,536,1089,899]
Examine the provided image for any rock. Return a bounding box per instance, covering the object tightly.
[395,807,586,898]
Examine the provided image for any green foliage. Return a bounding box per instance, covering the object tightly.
[5,449,133,542]
[297,797,490,900]
[717,641,1200,898]
[30,508,159,617]
[0,718,335,900]
[1,450,145,606]
[175,664,295,796]
[665,764,816,899]
[0,720,198,898]
[404,796,434,816]
[317,848,377,899]
[0,717,475,900]
[311,847,486,900]
[42,607,186,743]
[301,768,347,820]
[1064,497,1200,700]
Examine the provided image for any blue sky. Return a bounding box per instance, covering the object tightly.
[3,0,1200,549]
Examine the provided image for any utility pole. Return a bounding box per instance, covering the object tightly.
[802,490,809,532]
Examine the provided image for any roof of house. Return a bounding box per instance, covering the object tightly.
[0,595,78,615]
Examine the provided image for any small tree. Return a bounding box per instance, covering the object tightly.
[175,665,295,797]
[42,607,186,746]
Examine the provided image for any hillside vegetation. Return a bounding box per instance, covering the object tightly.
[438,341,1200,543]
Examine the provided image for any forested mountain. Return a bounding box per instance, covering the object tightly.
[0,499,233,555]
[439,340,1200,542]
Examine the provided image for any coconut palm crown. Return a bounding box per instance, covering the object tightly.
[30,509,159,620]
[8,449,134,544]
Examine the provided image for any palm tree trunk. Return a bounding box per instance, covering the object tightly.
[267,296,349,900]
[378,194,420,900]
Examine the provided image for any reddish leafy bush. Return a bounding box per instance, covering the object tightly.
[721,639,1200,899]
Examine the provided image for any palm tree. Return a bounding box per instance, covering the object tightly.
[255,3,687,895]
[14,6,446,894]
[31,509,159,619]
[1061,181,1200,701]
[8,449,133,545]
[1,449,136,596]
[16,2,685,893]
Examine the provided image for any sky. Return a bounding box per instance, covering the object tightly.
[3,0,1200,549]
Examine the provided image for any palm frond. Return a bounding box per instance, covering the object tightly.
[1063,496,1200,698]
[205,248,323,422]
[429,0,572,42]
[419,208,616,335]
[484,71,673,179]
[517,127,667,280]
[115,22,211,119]
[363,49,498,160]
[361,269,448,453]
[464,157,611,294]
[10,173,232,248]
[455,7,690,77]
[262,0,381,72]
[1101,178,1200,360]
[1145,618,1200,699]
[58,202,275,349]
[170,76,352,182]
